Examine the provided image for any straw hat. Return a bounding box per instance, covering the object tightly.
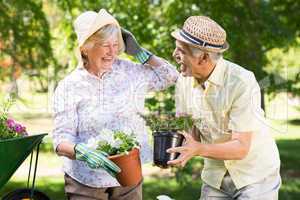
[73,9,124,67]
[171,16,229,53]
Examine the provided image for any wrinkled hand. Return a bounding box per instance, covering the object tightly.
[121,28,152,64]
[74,143,121,177]
[167,131,202,167]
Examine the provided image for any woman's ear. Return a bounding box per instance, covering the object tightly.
[80,48,89,68]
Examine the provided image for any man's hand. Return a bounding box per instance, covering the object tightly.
[121,28,152,64]
[74,143,121,177]
[167,131,252,164]
[167,131,202,167]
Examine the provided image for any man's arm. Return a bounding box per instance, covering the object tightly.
[199,131,252,160]
[167,131,252,167]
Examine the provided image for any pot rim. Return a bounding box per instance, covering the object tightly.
[153,131,184,137]
[108,147,139,159]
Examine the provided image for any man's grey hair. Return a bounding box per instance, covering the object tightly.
[187,45,222,64]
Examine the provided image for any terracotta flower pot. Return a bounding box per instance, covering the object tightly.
[109,148,142,187]
[153,131,184,168]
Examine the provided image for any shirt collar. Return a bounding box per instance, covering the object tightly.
[193,57,226,88]
[208,57,226,86]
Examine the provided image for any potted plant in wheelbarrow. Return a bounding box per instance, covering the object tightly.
[0,99,49,200]
[87,128,142,187]
[142,113,193,168]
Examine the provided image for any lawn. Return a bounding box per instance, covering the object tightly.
[0,93,300,199]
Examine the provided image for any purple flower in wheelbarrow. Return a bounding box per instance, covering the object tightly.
[14,123,27,135]
[5,118,27,136]
[6,118,16,129]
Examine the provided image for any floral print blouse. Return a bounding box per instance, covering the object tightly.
[52,58,178,187]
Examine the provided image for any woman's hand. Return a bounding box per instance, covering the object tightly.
[121,28,152,64]
[74,143,121,177]
[121,28,141,56]
[167,131,202,167]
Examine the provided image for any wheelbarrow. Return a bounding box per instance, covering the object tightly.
[0,133,50,200]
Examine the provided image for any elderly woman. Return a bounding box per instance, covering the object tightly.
[52,9,178,200]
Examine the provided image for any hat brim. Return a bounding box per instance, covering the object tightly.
[171,29,229,53]
[78,9,125,54]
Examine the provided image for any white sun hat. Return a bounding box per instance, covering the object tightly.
[73,9,125,67]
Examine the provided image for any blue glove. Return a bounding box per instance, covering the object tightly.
[74,143,121,177]
[121,28,153,64]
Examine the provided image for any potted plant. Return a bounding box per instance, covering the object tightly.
[142,113,193,168]
[87,128,141,187]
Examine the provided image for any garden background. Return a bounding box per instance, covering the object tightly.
[0,0,299,199]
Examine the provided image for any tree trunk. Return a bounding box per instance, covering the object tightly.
[8,63,18,99]
[261,89,265,112]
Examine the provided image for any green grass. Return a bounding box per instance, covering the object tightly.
[1,175,299,200]
[0,177,65,200]
[143,178,201,200]
[277,139,300,171]
[280,178,300,200]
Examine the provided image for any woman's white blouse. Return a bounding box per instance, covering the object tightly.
[52,59,178,187]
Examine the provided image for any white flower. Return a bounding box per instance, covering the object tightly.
[111,138,122,149]
[99,128,114,142]
[157,195,174,200]
[121,126,133,135]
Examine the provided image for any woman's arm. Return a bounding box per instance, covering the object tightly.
[56,142,76,159]
[52,81,78,158]
[145,55,167,68]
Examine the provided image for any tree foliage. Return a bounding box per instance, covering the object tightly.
[0,0,54,94]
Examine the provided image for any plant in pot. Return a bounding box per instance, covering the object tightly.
[87,128,141,187]
[142,113,193,168]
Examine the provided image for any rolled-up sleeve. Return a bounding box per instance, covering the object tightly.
[136,59,179,92]
[52,80,79,150]
[228,75,262,133]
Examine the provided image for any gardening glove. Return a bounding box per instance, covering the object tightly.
[74,143,121,177]
[121,28,153,64]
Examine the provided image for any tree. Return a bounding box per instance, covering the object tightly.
[0,0,53,96]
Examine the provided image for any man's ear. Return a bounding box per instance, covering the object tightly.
[202,53,209,63]
[197,53,208,65]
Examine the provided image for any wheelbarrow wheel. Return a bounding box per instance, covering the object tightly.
[2,188,50,200]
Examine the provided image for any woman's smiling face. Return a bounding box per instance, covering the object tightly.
[80,24,122,76]
[88,35,119,71]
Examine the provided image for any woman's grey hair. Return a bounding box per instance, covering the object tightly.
[80,24,123,68]
[187,45,222,64]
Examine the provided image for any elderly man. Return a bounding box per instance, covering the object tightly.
[167,16,281,200]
